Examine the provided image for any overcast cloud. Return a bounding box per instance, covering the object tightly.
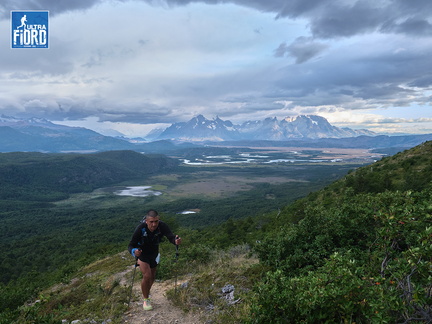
[1,0,432,136]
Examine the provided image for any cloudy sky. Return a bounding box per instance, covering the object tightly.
[1,0,432,137]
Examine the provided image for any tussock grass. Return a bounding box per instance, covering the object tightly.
[12,251,134,324]
[166,245,266,323]
[10,246,265,324]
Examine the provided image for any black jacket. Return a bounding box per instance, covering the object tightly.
[128,221,176,258]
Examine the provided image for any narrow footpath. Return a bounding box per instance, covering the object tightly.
[123,277,203,324]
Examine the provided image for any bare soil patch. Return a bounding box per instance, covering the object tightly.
[245,146,383,159]
[123,277,203,324]
[167,175,304,198]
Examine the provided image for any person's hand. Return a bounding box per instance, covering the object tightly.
[175,236,182,245]
[134,249,142,257]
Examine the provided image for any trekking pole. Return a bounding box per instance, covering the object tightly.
[127,257,138,307]
[174,236,179,294]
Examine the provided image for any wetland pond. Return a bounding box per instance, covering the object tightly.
[113,186,162,197]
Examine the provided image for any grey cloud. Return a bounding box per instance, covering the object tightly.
[82,45,136,69]
[393,0,432,17]
[8,93,178,124]
[2,0,432,128]
[270,41,432,108]
[97,109,176,124]
[0,36,75,75]
[179,0,329,18]
[309,2,384,38]
[381,18,432,36]
[274,42,288,58]
[151,0,432,39]
[354,85,413,101]
[3,0,432,39]
[0,0,103,18]
[408,76,432,88]
[14,98,93,121]
[275,37,328,63]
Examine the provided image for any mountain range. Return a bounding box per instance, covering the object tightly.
[0,115,132,152]
[152,114,376,141]
[2,114,432,153]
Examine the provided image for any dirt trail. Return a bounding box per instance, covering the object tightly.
[123,276,203,324]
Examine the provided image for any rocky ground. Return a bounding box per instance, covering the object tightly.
[123,277,203,324]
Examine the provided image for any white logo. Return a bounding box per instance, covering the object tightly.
[11,11,49,49]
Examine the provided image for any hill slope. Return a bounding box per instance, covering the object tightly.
[252,142,432,323]
[0,150,179,201]
[0,115,133,152]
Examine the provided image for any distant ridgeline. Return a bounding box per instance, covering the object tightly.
[1,114,432,153]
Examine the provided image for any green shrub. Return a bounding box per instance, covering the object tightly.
[252,190,432,323]
[250,252,402,323]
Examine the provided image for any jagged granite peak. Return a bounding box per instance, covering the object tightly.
[159,115,240,141]
[157,114,376,141]
[278,115,336,139]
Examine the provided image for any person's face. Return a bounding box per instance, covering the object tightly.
[146,216,160,232]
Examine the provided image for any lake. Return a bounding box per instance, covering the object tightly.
[114,186,162,197]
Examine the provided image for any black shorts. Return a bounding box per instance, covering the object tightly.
[139,253,160,268]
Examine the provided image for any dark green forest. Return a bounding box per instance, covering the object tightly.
[0,150,178,201]
[0,143,431,323]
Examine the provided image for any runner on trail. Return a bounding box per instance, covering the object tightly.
[128,209,181,311]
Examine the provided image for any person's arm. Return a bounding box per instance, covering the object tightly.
[159,221,181,245]
[128,224,143,257]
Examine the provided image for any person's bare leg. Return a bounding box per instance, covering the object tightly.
[138,260,157,299]
[138,260,158,310]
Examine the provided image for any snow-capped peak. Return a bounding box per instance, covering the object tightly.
[156,115,375,141]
